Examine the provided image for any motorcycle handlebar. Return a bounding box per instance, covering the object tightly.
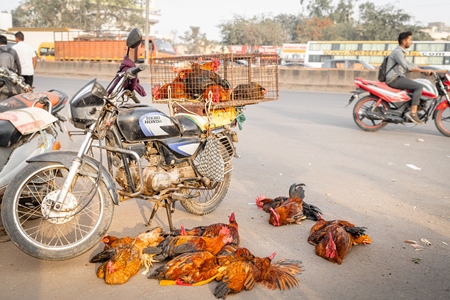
[127,65,146,76]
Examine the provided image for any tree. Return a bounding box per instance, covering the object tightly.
[301,0,335,19]
[178,26,212,54]
[218,14,288,46]
[358,2,432,40]
[12,0,145,32]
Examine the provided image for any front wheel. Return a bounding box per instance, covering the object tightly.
[1,161,114,260]
[433,106,450,137]
[180,172,231,215]
[353,95,388,132]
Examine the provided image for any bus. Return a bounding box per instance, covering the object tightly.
[304,40,450,69]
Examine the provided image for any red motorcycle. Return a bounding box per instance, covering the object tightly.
[348,73,450,137]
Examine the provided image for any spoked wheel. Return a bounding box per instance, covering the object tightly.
[1,161,114,260]
[180,172,231,215]
[433,106,450,137]
[353,95,389,132]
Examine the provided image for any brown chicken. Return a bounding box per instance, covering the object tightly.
[203,84,230,102]
[269,183,307,226]
[214,260,257,299]
[216,245,255,267]
[314,225,351,265]
[148,251,221,285]
[96,241,142,285]
[256,183,322,221]
[90,227,165,275]
[231,82,267,100]
[144,226,233,261]
[308,217,370,247]
[214,247,302,298]
[174,213,239,245]
[308,216,371,264]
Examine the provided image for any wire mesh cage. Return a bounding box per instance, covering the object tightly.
[150,53,279,114]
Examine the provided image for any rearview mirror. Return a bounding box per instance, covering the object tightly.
[127,28,142,49]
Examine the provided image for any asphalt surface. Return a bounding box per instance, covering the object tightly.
[0,76,449,300]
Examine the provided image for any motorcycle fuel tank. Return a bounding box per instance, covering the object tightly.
[117,105,181,142]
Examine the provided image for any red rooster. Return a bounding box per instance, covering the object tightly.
[174,213,239,245]
[144,226,233,261]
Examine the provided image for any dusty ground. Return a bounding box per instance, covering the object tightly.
[1,78,449,300]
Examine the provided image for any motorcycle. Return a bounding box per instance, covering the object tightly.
[0,90,68,201]
[348,73,450,137]
[1,28,238,260]
[0,67,32,101]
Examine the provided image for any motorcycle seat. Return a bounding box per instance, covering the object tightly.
[356,77,404,93]
[0,89,68,114]
[0,120,21,147]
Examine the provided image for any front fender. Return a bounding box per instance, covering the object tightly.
[435,99,450,111]
[27,151,119,205]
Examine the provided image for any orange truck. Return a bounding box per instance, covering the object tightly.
[54,37,176,62]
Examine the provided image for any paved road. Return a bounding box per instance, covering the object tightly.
[1,76,449,300]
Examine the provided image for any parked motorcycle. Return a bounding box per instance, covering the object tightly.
[0,90,68,201]
[1,28,238,260]
[348,73,450,136]
[0,67,32,101]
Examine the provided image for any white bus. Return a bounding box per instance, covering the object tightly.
[304,40,450,69]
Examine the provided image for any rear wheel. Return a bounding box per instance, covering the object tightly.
[180,172,231,215]
[434,106,450,137]
[1,161,114,260]
[353,95,388,132]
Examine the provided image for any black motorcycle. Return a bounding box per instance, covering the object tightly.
[1,28,237,260]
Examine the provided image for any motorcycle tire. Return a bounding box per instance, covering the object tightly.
[433,106,450,137]
[180,172,231,215]
[353,95,388,132]
[1,161,114,260]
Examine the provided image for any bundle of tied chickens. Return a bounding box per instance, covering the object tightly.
[89,183,371,298]
[151,58,267,103]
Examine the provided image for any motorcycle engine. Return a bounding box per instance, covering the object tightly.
[115,159,196,196]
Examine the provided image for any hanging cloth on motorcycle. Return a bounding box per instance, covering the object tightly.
[107,56,147,97]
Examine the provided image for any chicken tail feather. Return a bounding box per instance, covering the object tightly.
[214,281,230,299]
[302,202,323,221]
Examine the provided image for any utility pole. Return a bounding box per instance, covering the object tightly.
[144,0,149,64]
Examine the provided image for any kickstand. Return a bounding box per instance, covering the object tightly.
[146,201,160,228]
[146,198,177,232]
[164,199,176,232]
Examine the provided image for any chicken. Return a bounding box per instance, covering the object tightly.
[90,227,165,275]
[269,183,307,226]
[214,260,256,299]
[173,213,239,245]
[256,184,322,221]
[159,82,187,99]
[231,82,266,100]
[314,225,351,265]
[96,241,142,285]
[144,226,233,261]
[308,217,369,246]
[148,251,221,285]
[250,252,302,290]
[196,58,221,72]
[214,250,302,298]
[308,216,371,264]
[203,84,230,103]
[216,245,255,267]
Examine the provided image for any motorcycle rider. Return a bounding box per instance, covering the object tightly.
[386,31,433,124]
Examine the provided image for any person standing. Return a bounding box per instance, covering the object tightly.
[0,35,21,75]
[12,31,37,86]
[386,31,432,124]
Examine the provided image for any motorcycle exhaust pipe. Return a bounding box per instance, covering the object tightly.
[364,111,404,123]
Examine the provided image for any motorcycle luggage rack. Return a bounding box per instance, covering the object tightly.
[149,53,279,114]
